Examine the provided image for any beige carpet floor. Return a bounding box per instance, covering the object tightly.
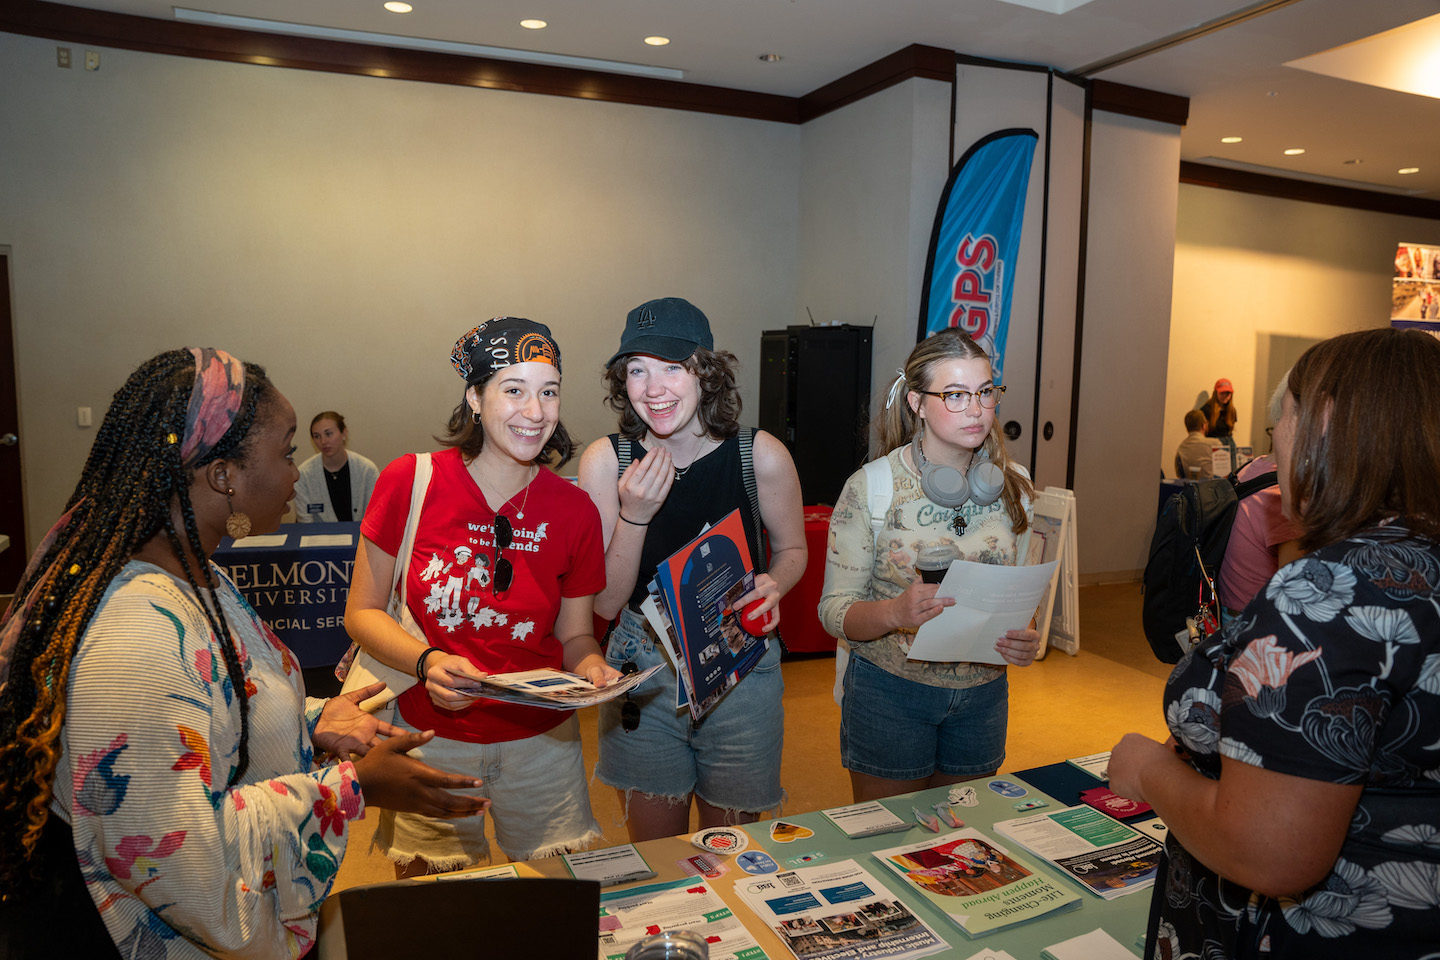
[333,582,1171,889]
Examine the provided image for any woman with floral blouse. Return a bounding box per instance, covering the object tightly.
[1110,327,1440,958]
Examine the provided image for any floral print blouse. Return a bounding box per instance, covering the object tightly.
[50,562,365,959]
[1153,523,1440,959]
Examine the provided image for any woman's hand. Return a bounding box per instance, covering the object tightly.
[616,447,674,525]
[313,681,404,757]
[423,653,490,711]
[1107,732,1170,804]
[571,653,622,688]
[994,627,1042,666]
[735,572,782,632]
[889,579,955,631]
[352,729,490,819]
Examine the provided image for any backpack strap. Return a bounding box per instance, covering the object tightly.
[740,428,765,565]
[615,434,633,477]
[1233,470,1278,500]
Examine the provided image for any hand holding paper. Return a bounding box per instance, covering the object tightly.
[909,559,1057,664]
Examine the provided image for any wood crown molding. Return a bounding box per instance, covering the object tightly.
[1181,162,1440,221]
[1091,79,1189,126]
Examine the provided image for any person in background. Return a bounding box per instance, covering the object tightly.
[345,318,616,875]
[818,329,1042,803]
[1216,373,1303,624]
[579,296,806,842]
[1110,327,1440,958]
[1173,408,1220,478]
[0,348,485,959]
[1201,376,1238,469]
[292,410,380,522]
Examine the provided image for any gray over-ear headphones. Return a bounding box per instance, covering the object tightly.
[911,425,1006,512]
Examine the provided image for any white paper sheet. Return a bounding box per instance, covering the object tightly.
[909,559,1057,663]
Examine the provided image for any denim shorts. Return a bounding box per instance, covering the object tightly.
[839,654,1008,780]
[595,608,784,814]
[374,712,600,867]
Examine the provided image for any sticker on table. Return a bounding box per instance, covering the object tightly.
[784,851,828,866]
[690,826,749,855]
[948,785,979,807]
[736,851,780,874]
[679,853,727,879]
[987,779,1028,798]
[768,820,814,843]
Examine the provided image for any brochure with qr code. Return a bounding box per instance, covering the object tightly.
[735,858,947,960]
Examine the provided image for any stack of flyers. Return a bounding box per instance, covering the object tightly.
[735,858,947,960]
[640,509,771,721]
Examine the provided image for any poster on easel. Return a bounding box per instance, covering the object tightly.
[1022,487,1078,656]
[1391,241,1440,332]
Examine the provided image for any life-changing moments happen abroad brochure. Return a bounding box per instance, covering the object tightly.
[449,664,664,709]
[640,508,770,721]
[735,858,948,960]
[990,805,1163,901]
[871,829,1081,937]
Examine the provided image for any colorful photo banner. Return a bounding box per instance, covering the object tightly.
[918,128,1038,382]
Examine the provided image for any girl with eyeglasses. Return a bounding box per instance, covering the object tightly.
[345,318,618,876]
[819,329,1042,803]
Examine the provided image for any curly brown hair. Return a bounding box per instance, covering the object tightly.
[602,346,742,441]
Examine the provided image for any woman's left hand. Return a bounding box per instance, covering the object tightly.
[994,627,1042,666]
[573,654,623,688]
[314,681,404,758]
[736,573,782,632]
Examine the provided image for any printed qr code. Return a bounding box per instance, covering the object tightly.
[780,873,804,887]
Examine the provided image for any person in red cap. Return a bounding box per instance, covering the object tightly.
[1201,377,1239,472]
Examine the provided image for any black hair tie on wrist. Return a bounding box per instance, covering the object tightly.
[416,647,442,682]
[619,514,649,526]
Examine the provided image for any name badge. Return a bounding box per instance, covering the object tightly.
[305,502,325,515]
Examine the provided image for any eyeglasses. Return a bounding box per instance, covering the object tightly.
[916,385,1005,412]
[619,661,640,733]
[492,514,514,598]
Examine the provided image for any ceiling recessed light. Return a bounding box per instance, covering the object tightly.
[520,19,546,29]
[758,53,783,62]
[383,1,412,12]
[1219,136,1242,144]
[1399,167,1421,175]
[1283,148,1306,156]
[644,36,670,46]
[1343,159,1362,165]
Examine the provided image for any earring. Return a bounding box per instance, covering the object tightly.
[225,489,252,539]
[472,411,482,425]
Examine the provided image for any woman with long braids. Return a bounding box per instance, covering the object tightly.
[0,348,486,959]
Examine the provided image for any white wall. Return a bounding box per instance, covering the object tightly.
[1074,111,1182,582]
[796,76,953,436]
[1163,184,1440,467]
[0,32,800,542]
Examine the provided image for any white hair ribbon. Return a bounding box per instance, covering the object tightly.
[884,369,906,410]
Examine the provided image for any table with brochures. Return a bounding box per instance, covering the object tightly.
[524,762,1151,959]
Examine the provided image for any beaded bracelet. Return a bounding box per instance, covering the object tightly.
[416,647,442,682]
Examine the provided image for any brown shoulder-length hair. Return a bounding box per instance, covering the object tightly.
[437,373,576,468]
[1286,327,1440,551]
[603,346,742,442]
[873,328,1033,534]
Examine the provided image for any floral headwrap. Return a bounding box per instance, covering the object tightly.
[451,317,562,384]
[180,347,246,467]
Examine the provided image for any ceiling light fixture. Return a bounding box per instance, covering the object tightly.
[172,7,687,79]
[383,1,411,11]
[1399,167,1421,175]
[1219,136,1242,144]
[644,37,670,46]
[758,53,783,62]
[520,19,546,29]
[1283,148,1306,156]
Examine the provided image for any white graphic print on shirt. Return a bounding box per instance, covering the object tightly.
[416,517,540,640]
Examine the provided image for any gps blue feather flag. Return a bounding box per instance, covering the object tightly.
[918,128,1038,383]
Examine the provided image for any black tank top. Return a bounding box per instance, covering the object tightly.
[611,430,766,612]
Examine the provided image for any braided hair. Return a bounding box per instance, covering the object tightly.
[0,349,274,892]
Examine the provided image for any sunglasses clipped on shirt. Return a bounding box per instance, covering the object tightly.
[492,514,514,598]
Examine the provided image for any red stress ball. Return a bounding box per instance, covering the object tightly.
[741,599,772,636]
